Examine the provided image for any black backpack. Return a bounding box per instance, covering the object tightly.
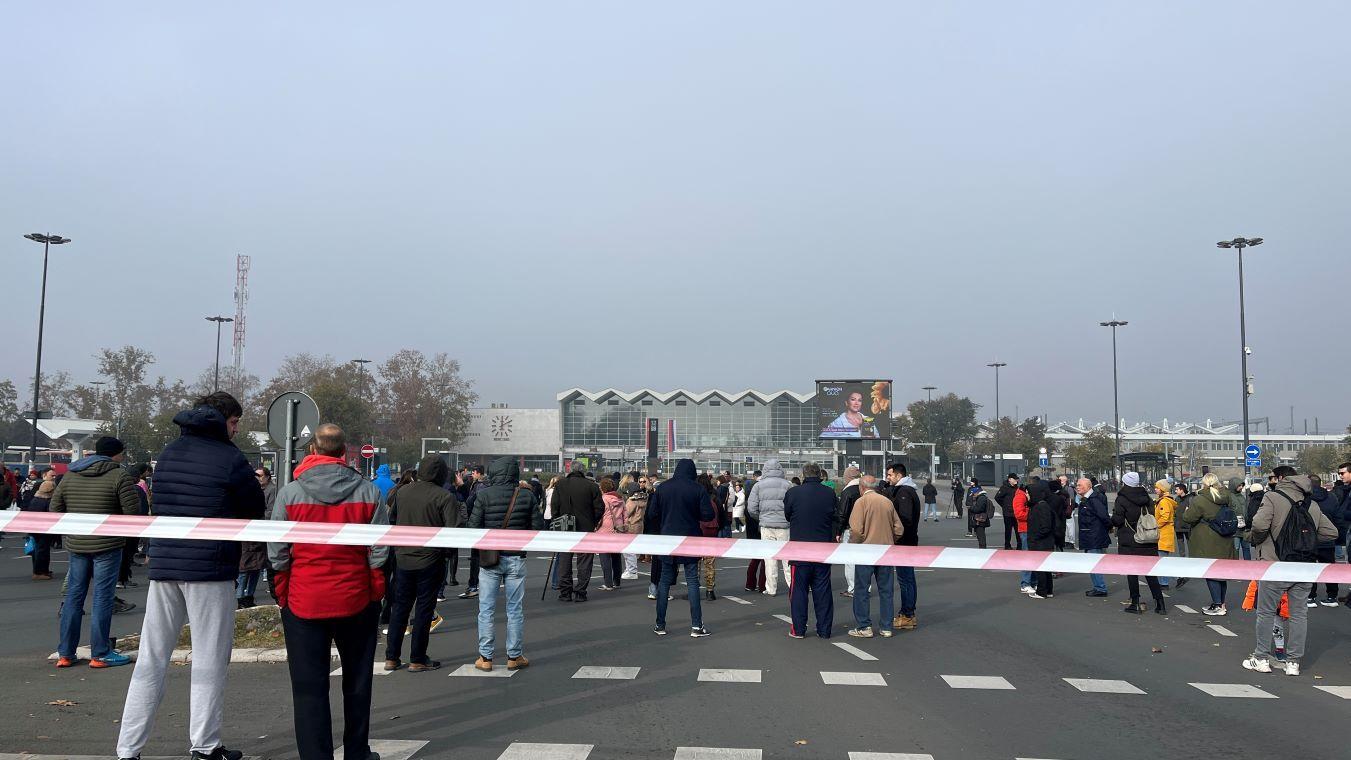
[1272,491,1319,563]
[1207,504,1239,538]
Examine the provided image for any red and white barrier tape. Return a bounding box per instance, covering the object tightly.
[4,510,1348,583]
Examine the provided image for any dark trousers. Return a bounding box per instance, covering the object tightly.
[468,550,480,589]
[789,562,833,637]
[385,559,444,665]
[119,537,137,583]
[282,602,379,760]
[447,549,459,582]
[1127,574,1164,602]
[30,533,53,575]
[1003,517,1018,549]
[1035,570,1054,597]
[973,525,988,548]
[745,559,766,591]
[896,565,917,617]
[1316,547,1339,599]
[559,552,592,596]
[378,562,395,624]
[600,553,623,587]
[952,492,964,517]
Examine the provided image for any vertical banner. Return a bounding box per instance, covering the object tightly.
[668,419,678,453]
[646,418,659,459]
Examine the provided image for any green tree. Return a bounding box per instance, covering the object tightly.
[376,349,477,465]
[1296,445,1344,479]
[1062,430,1118,478]
[896,393,979,466]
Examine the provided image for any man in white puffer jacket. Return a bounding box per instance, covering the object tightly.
[748,459,794,596]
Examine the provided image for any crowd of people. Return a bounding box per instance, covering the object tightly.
[4,392,1350,759]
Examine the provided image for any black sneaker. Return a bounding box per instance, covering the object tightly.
[113,598,137,614]
[459,588,478,599]
[653,625,668,636]
[1085,590,1108,598]
[191,747,243,760]
[690,626,711,638]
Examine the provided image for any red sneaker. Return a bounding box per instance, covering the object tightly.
[55,656,76,668]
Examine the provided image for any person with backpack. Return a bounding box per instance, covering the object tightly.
[966,479,995,549]
[1111,472,1166,614]
[1179,473,1239,615]
[1243,466,1337,676]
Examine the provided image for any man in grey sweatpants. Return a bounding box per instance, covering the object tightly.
[115,393,265,760]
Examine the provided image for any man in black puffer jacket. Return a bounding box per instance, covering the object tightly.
[116,392,264,760]
[467,456,543,672]
[1025,479,1057,598]
[647,458,715,637]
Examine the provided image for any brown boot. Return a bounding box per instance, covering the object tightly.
[474,656,493,672]
[897,614,918,630]
[507,655,530,671]
[383,659,402,672]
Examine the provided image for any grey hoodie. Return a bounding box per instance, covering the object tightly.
[748,459,792,529]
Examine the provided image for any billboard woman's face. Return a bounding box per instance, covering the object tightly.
[847,392,863,412]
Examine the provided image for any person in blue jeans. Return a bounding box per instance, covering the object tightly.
[465,456,542,671]
[1075,477,1112,596]
[646,458,714,637]
[852,564,895,637]
[848,476,904,637]
[59,549,123,663]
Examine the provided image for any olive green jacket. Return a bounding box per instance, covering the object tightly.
[50,458,141,555]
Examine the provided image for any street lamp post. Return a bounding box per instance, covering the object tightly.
[922,385,937,403]
[205,316,234,392]
[23,233,71,465]
[1100,319,1128,483]
[351,358,374,476]
[986,362,1006,463]
[1217,236,1262,481]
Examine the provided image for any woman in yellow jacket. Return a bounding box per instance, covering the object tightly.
[1153,480,1178,589]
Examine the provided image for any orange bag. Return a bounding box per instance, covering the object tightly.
[1242,580,1289,618]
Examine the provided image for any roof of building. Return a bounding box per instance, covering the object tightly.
[557,388,816,404]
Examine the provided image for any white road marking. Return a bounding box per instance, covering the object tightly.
[1063,678,1146,694]
[821,671,887,686]
[772,614,792,623]
[723,595,753,605]
[1189,682,1277,698]
[674,749,762,760]
[1207,624,1238,637]
[832,642,879,661]
[572,666,641,679]
[449,663,517,678]
[337,740,428,760]
[1174,605,1198,614]
[498,743,594,760]
[941,675,1016,690]
[849,754,935,760]
[1313,685,1351,699]
[330,661,394,676]
[698,668,762,683]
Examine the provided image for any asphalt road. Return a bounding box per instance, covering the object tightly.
[3,507,1351,760]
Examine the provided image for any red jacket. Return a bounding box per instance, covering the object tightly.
[1012,488,1030,533]
[267,455,390,619]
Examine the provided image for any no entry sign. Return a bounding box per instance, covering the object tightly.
[360,444,376,459]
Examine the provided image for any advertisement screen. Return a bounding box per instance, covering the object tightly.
[816,380,892,440]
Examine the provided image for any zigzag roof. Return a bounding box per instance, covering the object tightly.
[556,388,816,404]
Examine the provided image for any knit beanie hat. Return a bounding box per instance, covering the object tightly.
[94,436,125,457]
[1122,472,1140,488]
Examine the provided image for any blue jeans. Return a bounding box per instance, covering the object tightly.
[476,555,525,660]
[235,571,260,599]
[852,565,894,630]
[922,502,939,520]
[1085,547,1108,593]
[1018,532,1033,587]
[1157,550,1173,587]
[1236,536,1252,561]
[896,566,917,617]
[655,557,702,630]
[59,548,121,659]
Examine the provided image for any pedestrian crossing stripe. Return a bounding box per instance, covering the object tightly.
[498,743,594,760]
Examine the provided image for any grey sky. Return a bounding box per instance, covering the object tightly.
[4,2,1349,432]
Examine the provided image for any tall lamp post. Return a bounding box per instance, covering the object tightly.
[205,316,234,392]
[922,385,937,403]
[1100,319,1128,483]
[1217,236,1262,481]
[351,359,374,476]
[987,362,1006,464]
[23,233,71,465]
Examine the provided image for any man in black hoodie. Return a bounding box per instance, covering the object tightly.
[996,473,1020,549]
[646,459,714,637]
[384,455,459,672]
[1025,479,1057,598]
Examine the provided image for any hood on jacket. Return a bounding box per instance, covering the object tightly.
[1028,480,1051,504]
[898,475,917,489]
[1275,475,1313,502]
[1117,485,1152,507]
[486,455,520,486]
[416,455,449,486]
[1227,477,1245,493]
[69,454,114,474]
[762,459,785,480]
[673,458,697,481]
[173,406,231,442]
[375,464,392,480]
[294,455,366,504]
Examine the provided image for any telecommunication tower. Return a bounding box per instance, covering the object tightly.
[233,254,250,371]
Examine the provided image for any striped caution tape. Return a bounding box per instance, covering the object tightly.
[3,510,1348,583]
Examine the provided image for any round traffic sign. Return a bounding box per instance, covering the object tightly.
[266,391,321,450]
[360,444,376,459]
[1245,444,1261,459]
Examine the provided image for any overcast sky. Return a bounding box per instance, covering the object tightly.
[4,2,1348,433]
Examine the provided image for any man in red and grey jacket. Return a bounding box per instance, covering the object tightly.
[268,424,389,760]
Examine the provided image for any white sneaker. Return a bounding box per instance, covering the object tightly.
[621,572,639,580]
[1242,656,1273,674]
[1028,593,1047,599]
[1020,586,1034,595]
[1202,604,1228,616]
[762,590,776,597]
[1284,661,1301,676]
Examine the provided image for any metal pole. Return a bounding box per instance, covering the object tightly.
[281,398,298,487]
[213,319,223,392]
[1111,324,1121,483]
[1237,244,1251,481]
[30,238,50,465]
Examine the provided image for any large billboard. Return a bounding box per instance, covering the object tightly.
[816,380,892,440]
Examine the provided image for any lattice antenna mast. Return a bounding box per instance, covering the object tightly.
[233,254,250,371]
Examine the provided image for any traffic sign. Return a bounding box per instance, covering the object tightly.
[360,444,376,459]
[267,391,320,450]
[1246,457,1261,469]
[1245,444,1261,459]
[1038,456,1050,468]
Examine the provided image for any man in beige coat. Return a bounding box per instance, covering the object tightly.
[846,476,903,638]
[1243,467,1337,677]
